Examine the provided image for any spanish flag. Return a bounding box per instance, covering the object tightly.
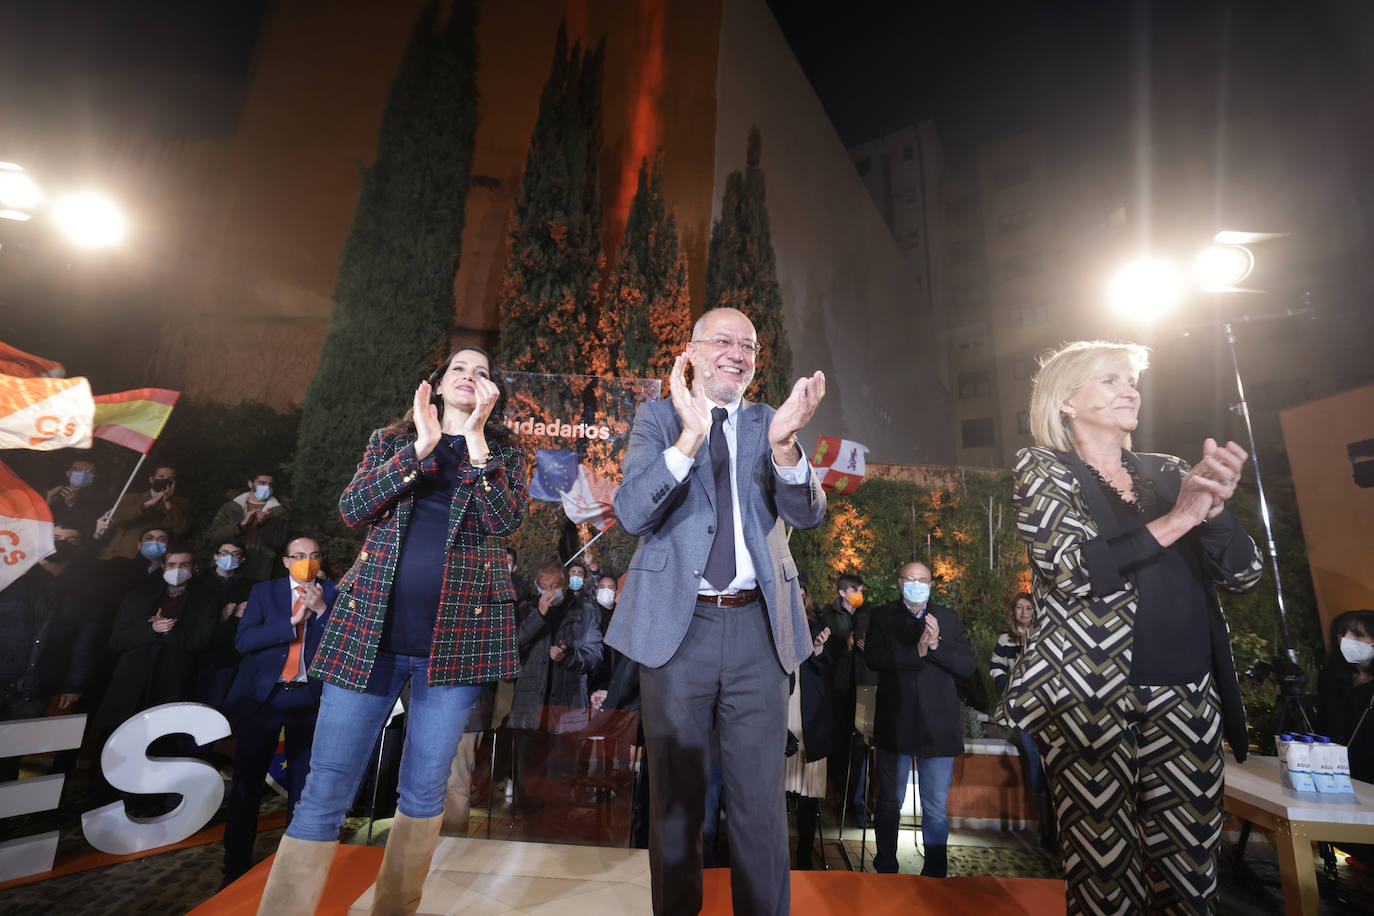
[92,388,180,454]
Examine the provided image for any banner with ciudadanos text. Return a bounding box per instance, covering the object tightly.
[503,372,661,527]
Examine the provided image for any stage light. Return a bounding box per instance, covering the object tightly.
[1107,257,1182,321]
[53,192,126,247]
[0,164,41,213]
[1194,244,1255,291]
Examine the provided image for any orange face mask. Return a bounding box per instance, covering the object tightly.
[290,558,321,582]
[846,591,865,609]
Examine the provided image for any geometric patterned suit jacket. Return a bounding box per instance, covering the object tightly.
[995,446,1264,759]
[309,428,528,690]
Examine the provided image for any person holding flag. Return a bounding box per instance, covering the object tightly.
[255,346,527,916]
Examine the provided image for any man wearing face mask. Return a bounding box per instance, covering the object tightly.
[193,542,258,713]
[863,560,974,878]
[220,537,336,886]
[206,473,290,581]
[822,572,876,826]
[94,544,218,740]
[96,465,192,561]
[508,563,603,813]
[45,460,102,536]
[0,524,100,738]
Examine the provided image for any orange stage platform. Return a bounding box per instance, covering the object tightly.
[189,843,1067,915]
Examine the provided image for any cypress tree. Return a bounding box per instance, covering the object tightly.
[596,151,691,380]
[292,0,480,541]
[497,25,607,374]
[704,127,793,404]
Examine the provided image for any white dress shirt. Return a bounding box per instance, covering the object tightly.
[660,399,809,594]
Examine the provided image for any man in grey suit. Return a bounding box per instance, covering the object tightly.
[607,307,827,915]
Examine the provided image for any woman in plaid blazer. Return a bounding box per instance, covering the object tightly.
[996,340,1262,915]
[257,346,527,916]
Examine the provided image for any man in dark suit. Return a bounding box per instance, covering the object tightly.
[220,536,336,886]
[607,307,827,915]
[863,560,974,878]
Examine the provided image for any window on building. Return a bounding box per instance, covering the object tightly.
[998,210,1038,234]
[993,162,1033,189]
[958,370,992,399]
[950,239,981,266]
[856,157,872,176]
[1002,254,1042,280]
[1017,410,1031,434]
[902,145,914,161]
[962,417,996,448]
[946,197,977,225]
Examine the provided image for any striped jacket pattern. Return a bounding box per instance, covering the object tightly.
[310,428,528,690]
[989,630,1023,696]
[994,446,1264,753]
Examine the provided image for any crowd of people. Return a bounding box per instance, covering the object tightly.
[5,317,1372,916]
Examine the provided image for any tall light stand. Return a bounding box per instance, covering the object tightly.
[1220,317,1311,735]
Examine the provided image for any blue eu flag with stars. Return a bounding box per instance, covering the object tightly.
[529,449,579,502]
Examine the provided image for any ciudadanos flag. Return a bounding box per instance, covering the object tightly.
[0,375,94,450]
[0,461,54,592]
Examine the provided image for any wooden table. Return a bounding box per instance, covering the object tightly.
[1224,755,1374,915]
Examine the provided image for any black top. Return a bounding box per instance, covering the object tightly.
[1317,664,1374,783]
[383,433,465,656]
[1090,453,1218,685]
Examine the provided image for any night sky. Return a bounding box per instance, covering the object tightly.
[767,0,1374,156]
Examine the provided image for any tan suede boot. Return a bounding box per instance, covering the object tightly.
[255,834,338,916]
[369,811,443,916]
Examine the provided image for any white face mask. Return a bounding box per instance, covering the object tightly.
[253,484,272,501]
[596,587,616,609]
[1341,636,1374,664]
[163,567,192,587]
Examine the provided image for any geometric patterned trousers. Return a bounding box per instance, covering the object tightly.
[1037,675,1225,915]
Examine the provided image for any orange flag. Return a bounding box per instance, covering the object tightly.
[0,460,53,592]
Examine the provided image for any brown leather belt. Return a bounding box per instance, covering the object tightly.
[696,587,761,607]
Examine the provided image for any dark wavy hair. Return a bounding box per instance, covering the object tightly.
[385,345,514,444]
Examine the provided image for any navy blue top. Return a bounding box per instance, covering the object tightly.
[383,433,465,656]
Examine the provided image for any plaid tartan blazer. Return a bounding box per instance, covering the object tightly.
[309,428,528,690]
[995,446,1263,756]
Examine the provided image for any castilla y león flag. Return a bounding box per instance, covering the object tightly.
[811,436,869,496]
[0,375,94,450]
[0,461,54,592]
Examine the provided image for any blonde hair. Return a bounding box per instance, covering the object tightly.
[1029,340,1150,452]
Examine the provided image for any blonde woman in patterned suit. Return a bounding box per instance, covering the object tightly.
[996,340,1263,915]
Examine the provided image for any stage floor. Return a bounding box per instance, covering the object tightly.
[190,836,1069,915]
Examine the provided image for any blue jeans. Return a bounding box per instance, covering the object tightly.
[873,749,955,873]
[286,651,481,842]
[1014,728,1048,795]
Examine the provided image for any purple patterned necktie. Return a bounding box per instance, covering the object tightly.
[702,407,736,590]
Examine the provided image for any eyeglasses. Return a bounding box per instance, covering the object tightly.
[692,336,762,358]
[216,549,246,559]
[286,552,322,561]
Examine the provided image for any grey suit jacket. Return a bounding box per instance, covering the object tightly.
[605,397,827,673]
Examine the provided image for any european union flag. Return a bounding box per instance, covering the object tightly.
[530,449,579,502]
